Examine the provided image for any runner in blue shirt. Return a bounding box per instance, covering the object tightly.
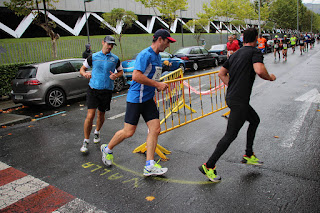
[101,29,176,176]
[80,36,123,154]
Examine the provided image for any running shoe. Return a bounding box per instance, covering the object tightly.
[143,162,168,176]
[198,163,221,182]
[241,154,263,166]
[101,144,113,166]
[80,141,88,153]
[94,132,100,143]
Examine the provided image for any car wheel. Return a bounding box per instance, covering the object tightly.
[192,62,198,71]
[46,88,66,108]
[113,77,125,92]
[179,63,185,73]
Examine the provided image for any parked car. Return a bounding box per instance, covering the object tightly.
[11,58,92,108]
[173,46,219,71]
[121,51,186,86]
[208,44,227,64]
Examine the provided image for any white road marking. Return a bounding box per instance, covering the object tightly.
[53,198,107,213]
[0,175,49,209]
[108,112,126,120]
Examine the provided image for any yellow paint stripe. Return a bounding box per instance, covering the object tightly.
[113,162,215,185]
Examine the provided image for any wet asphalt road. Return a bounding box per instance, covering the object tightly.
[1,45,320,212]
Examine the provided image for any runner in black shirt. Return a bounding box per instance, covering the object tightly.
[199,28,276,182]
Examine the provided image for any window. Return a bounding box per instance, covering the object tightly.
[69,60,84,71]
[16,67,37,79]
[200,48,209,54]
[50,61,75,75]
[190,47,201,54]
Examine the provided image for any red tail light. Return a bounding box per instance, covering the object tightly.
[181,56,189,60]
[220,51,223,55]
[24,79,41,85]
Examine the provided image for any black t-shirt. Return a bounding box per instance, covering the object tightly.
[223,46,264,104]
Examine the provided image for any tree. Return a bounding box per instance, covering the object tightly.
[135,0,188,30]
[198,0,240,43]
[184,19,208,45]
[4,0,60,58]
[101,8,137,61]
[269,0,298,30]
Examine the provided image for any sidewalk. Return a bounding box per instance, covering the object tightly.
[0,96,31,127]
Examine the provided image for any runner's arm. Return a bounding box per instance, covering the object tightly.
[218,66,229,86]
[132,70,168,91]
[253,63,276,81]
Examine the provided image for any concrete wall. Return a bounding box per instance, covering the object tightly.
[0,0,211,19]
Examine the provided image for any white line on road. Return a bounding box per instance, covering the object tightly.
[280,101,312,148]
[108,112,126,120]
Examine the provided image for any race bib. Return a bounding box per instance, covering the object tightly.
[300,40,304,44]
[274,44,278,48]
[258,43,263,48]
[283,44,287,48]
[152,66,162,81]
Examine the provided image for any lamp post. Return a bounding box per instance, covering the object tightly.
[258,0,261,35]
[311,0,314,33]
[180,9,187,47]
[84,0,94,44]
[297,0,299,33]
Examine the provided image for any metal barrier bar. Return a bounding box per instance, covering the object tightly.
[133,69,228,160]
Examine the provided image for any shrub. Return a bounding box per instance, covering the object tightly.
[0,62,34,97]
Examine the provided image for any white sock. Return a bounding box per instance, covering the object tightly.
[94,130,100,134]
[104,146,113,154]
[146,160,156,169]
[84,139,90,143]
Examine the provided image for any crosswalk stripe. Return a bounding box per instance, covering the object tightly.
[0,175,49,209]
[0,167,28,187]
[0,161,106,212]
[1,185,75,212]
[53,198,107,213]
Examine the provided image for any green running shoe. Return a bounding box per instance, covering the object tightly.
[241,154,263,166]
[143,161,168,176]
[199,164,221,182]
[101,144,113,166]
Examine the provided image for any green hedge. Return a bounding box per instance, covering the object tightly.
[0,62,34,97]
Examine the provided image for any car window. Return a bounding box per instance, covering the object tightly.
[16,67,37,79]
[200,48,209,54]
[160,52,171,58]
[69,60,84,71]
[190,47,201,54]
[174,48,190,54]
[210,45,225,50]
[50,61,75,75]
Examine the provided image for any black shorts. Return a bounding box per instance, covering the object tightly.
[86,87,112,112]
[125,98,159,125]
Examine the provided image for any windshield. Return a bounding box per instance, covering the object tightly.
[16,67,37,79]
[210,45,225,50]
[174,48,190,55]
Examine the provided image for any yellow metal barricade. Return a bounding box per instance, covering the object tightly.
[133,69,228,160]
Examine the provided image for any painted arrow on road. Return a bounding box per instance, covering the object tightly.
[281,88,319,148]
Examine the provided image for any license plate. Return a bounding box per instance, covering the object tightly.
[15,95,23,100]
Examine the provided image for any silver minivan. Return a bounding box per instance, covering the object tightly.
[11,58,90,108]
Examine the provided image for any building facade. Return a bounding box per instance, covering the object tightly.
[0,0,256,38]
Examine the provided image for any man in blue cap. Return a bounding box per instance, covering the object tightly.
[101,29,176,176]
[80,35,123,154]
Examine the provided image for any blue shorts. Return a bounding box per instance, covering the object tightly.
[125,98,159,125]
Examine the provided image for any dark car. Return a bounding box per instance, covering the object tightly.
[208,44,227,64]
[173,46,219,71]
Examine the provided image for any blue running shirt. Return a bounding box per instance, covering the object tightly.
[127,47,162,103]
[84,51,120,90]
